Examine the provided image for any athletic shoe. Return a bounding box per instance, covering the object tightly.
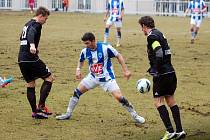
[56,113,71,120]
[160,131,176,140]
[130,111,145,124]
[175,131,186,140]
[116,43,121,47]
[32,112,48,119]
[38,106,53,115]
[0,77,13,88]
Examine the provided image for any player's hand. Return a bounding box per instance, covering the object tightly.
[103,17,107,22]
[30,46,36,54]
[75,69,82,81]
[123,70,131,80]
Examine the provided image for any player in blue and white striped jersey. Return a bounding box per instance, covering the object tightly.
[185,0,206,44]
[56,32,145,124]
[103,0,124,47]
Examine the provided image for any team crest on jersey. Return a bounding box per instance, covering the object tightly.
[98,53,103,59]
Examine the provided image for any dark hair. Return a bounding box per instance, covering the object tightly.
[35,6,50,16]
[81,32,95,42]
[138,16,155,28]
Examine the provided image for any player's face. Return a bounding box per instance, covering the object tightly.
[39,15,49,25]
[140,25,148,36]
[83,40,96,50]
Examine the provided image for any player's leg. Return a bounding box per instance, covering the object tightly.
[190,17,196,43]
[29,3,34,13]
[104,17,113,43]
[33,60,54,115]
[165,73,186,139]
[115,20,122,47]
[102,79,145,123]
[19,62,47,119]
[26,80,37,115]
[56,74,97,120]
[153,76,176,140]
[194,19,202,40]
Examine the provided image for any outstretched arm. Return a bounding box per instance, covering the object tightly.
[116,53,131,80]
[75,61,84,81]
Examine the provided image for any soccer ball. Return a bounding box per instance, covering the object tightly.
[136,78,151,94]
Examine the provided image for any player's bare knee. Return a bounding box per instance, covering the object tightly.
[27,81,35,87]
[45,75,55,83]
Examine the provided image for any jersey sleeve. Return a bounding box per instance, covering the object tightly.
[121,0,124,10]
[147,34,160,49]
[202,1,206,9]
[27,26,37,44]
[107,44,119,58]
[188,1,192,9]
[106,1,110,10]
[147,34,163,75]
[79,48,86,62]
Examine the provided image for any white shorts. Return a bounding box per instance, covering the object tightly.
[81,73,120,93]
[190,17,202,27]
[106,17,122,28]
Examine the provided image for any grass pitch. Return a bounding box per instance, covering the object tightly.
[0,11,210,140]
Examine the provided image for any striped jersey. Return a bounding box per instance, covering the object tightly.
[107,0,124,20]
[79,42,119,80]
[188,0,206,20]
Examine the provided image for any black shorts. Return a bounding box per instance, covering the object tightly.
[153,72,177,98]
[18,59,51,83]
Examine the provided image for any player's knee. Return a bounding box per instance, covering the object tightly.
[190,28,194,32]
[27,81,35,87]
[45,75,55,83]
[73,88,83,99]
[117,30,121,38]
[105,28,109,34]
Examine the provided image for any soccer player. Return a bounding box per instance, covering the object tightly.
[62,0,69,12]
[103,0,124,47]
[28,0,35,13]
[138,16,186,140]
[185,0,206,44]
[56,32,145,124]
[18,7,54,119]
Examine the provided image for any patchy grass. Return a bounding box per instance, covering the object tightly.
[0,11,210,140]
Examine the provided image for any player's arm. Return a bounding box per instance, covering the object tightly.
[27,27,37,54]
[147,35,163,76]
[104,1,110,22]
[120,1,125,20]
[75,61,84,81]
[76,51,86,80]
[201,2,207,13]
[184,2,191,16]
[116,53,131,80]
[120,8,124,20]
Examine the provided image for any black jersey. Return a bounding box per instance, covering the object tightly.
[18,19,42,62]
[147,28,175,75]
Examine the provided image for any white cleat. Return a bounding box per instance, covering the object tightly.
[175,131,186,140]
[130,110,145,124]
[116,43,121,47]
[56,113,71,120]
[133,115,145,124]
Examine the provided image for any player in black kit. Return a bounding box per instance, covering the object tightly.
[138,16,186,140]
[18,7,54,119]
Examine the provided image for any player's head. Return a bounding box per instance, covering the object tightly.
[35,7,50,25]
[81,32,96,49]
[138,16,155,35]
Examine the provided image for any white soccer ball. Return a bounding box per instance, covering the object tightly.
[136,78,151,94]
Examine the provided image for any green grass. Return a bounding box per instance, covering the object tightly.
[0,11,210,140]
